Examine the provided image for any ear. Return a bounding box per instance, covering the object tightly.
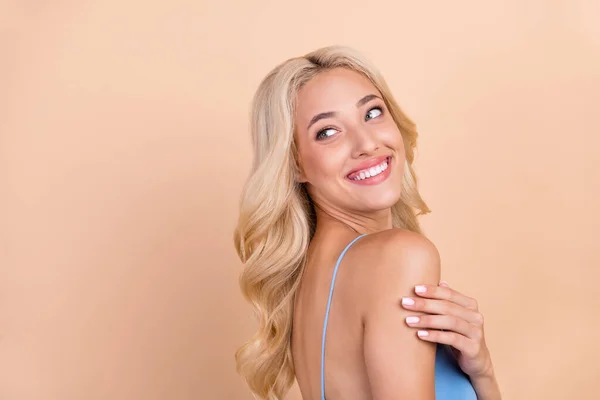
[295,163,308,183]
[296,171,308,184]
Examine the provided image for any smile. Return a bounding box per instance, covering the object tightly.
[348,156,390,181]
[346,156,392,186]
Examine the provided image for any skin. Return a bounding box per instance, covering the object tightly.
[290,67,500,399]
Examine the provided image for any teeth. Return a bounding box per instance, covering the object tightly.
[352,159,389,181]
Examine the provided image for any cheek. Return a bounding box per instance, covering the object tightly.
[385,127,406,158]
[384,127,406,167]
[304,152,340,180]
[385,125,404,147]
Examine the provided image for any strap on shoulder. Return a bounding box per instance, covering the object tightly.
[320,233,368,400]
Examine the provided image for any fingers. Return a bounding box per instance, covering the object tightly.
[415,330,481,358]
[401,297,484,326]
[405,314,482,341]
[412,283,479,311]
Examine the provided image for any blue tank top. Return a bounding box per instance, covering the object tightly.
[320,234,477,400]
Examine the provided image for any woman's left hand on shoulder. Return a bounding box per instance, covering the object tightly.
[401,281,494,379]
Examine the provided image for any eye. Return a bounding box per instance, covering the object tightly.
[366,107,383,120]
[316,127,337,141]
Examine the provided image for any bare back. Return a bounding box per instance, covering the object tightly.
[292,227,441,400]
[292,231,375,400]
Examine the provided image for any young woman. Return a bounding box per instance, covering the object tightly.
[233,45,501,400]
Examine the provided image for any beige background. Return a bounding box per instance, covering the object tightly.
[1,0,599,399]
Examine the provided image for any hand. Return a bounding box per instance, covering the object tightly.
[401,281,494,379]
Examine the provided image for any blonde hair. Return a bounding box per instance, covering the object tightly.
[232,45,430,399]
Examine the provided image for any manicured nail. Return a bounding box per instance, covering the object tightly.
[415,285,427,294]
[402,297,415,306]
[406,316,420,324]
[417,330,429,337]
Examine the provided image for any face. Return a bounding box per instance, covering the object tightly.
[294,67,406,215]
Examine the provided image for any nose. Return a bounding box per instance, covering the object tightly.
[350,126,380,158]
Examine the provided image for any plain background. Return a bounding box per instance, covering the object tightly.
[1,0,599,399]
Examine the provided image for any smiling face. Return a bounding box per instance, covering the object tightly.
[294,67,406,217]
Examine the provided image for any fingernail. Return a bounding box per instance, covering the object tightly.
[439,281,449,287]
[402,297,415,306]
[417,330,429,337]
[415,285,427,293]
[406,316,420,324]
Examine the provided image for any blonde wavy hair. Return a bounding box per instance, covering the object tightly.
[233,45,431,399]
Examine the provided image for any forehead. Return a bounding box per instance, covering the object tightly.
[295,68,379,121]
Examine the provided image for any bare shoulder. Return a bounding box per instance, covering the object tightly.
[352,228,440,281]
[349,228,441,398]
[372,227,439,263]
[348,228,441,310]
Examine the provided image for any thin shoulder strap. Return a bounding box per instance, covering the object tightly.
[320,233,368,400]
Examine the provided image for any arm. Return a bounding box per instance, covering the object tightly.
[362,229,441,399]
[402,281,502,400]
[471,368,502,400]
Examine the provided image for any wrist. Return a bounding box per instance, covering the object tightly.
[470,368,501,400]
[472,361,495,381]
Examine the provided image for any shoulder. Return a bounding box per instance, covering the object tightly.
[352,229,440,397]
[352,228,440,281]
[348,228,441,311]
[372,227,440,265]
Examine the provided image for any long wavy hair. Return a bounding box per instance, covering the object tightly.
[233,45,431,399]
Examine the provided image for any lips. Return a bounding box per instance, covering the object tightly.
[346,155,391,179]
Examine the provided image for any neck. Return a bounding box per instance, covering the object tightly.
[312,201,393,237]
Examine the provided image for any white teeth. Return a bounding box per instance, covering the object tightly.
[351,159,389,181]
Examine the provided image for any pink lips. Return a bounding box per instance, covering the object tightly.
[346,155,391,179]
[345,155,393,186]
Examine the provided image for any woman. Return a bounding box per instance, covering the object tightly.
[233,45,501,400]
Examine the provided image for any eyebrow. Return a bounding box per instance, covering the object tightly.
[306,94,383,131]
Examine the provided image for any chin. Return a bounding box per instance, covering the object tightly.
[365,190,402,210]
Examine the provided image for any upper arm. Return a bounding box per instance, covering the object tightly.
[361,229,441,400]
